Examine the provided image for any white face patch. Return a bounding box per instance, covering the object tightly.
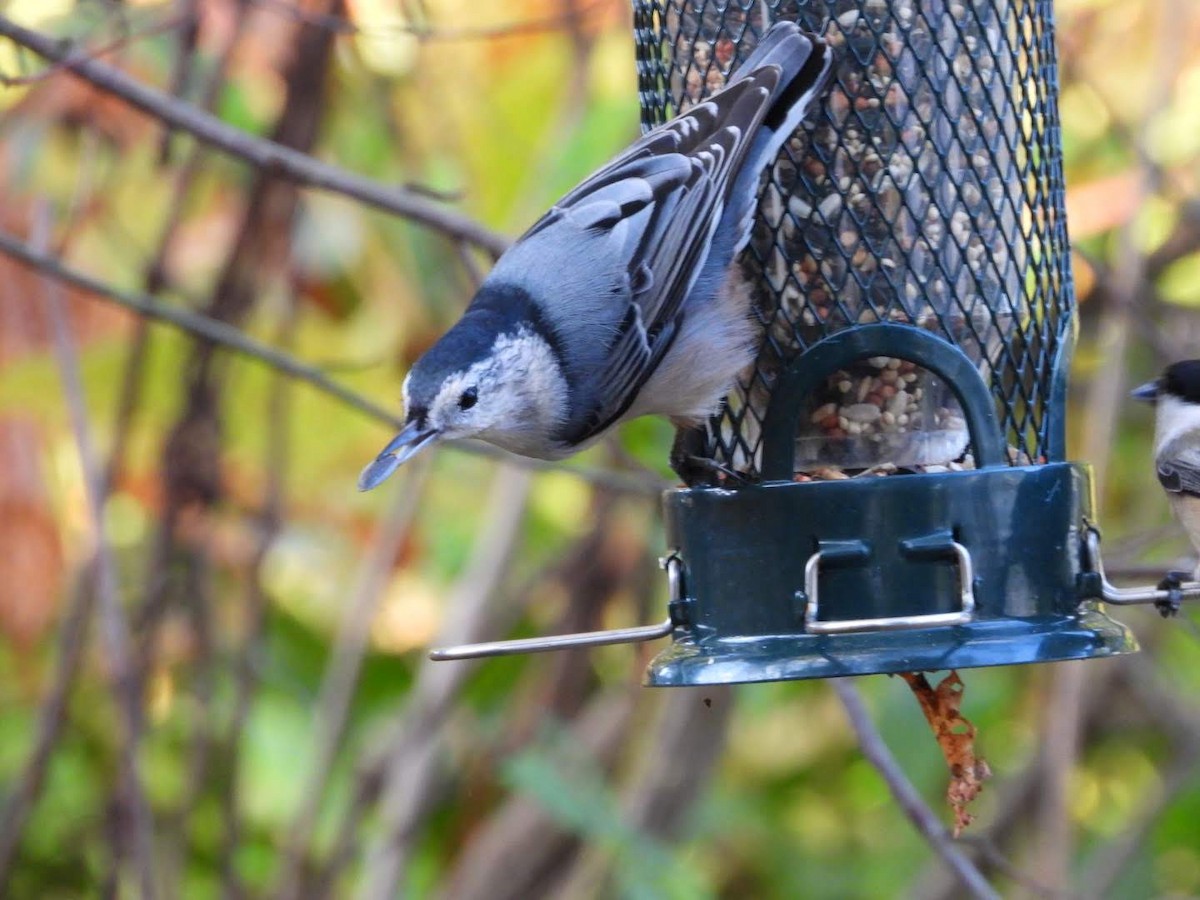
[429,367,485,429]
[1156,395,1200,458]
[421,328,569,459]
[400,370,413,411]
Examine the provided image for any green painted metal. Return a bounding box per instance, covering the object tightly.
[647,463,1136,686]
[1045,319,1077,463]
[643,317,1139,687]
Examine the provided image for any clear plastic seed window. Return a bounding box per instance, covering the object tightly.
[632,0,1072,478]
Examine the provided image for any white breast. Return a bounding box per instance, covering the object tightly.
[624,266,758,425]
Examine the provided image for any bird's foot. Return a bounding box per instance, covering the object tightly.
[1156,571,1188,618]
[671,453,749,488]
[669,425,747,488]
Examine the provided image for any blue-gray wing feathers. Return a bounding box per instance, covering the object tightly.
[1160,455,1200,497]
[493,23,832,445]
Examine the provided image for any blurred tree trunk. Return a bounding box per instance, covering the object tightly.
[137,0,345,666]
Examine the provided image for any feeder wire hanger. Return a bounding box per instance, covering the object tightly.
[1081,526,1200,616]
[430,556,683,661]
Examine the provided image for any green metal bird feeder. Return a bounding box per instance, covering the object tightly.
[432,0,1197,680]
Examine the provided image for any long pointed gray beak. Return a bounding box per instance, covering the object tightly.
[358,421,440,491]
[1131,380,1160,403]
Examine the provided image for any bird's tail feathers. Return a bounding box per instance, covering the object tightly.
[721,24,833,259]
[732,23,834,176]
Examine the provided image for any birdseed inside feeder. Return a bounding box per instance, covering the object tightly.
[640,0,1033,478]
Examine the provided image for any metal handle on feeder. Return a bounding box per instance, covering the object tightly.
[801,537,976,634]
[1081,527,1200,607]
[427,557,680,661]
[760,325,1006,481]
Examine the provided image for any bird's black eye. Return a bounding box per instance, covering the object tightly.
[458,387,478,411]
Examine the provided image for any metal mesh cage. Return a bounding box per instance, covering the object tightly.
[632,0,1074,479]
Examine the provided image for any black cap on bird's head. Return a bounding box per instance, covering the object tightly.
[1132,359,1200,405]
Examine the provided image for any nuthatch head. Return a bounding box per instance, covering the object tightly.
[358,291,571,489]
[359,22,833,491]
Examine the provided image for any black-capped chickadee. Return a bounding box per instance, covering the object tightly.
[1133,360,1200,571]
[358,22,833,490]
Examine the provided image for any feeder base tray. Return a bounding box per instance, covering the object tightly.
[644,608,1136,686]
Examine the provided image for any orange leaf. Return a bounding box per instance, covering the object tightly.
[900,670,992,836]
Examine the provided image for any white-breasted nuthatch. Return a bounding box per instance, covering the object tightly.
[1134,360,1200,574]
[359,22,833,491]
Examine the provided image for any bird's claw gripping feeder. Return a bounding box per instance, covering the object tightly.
[433,0,1200,678]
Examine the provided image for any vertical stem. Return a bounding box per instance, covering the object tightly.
[275,458,432,899]
[832,679,1001,900]
[36,205,158,898]
[357,466,534,900]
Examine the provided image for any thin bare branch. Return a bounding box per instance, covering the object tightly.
[1030,662,1088,894]
[135,10,348,885]
[357,465,535,900]
[0,14,510,258]
[312,506,625,895]
[0,11,185,87]
[219,294,294,900]
[106,0,251,496]
[0,227,402,422]
[0,17,239,879]
[98,38,257,882]
[830,679,1000,900]
[0,171,106,897]
[35,205,157,898]
[275,456,432,900]
[0,229,668,496]
[455,241,486,290]
[954,837,1082,900]
[157,0,201,163]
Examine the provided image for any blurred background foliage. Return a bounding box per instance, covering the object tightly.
[0,0,1199,897]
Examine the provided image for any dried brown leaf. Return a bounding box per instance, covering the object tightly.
[0,419,63,652]
[900,670,992,836]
